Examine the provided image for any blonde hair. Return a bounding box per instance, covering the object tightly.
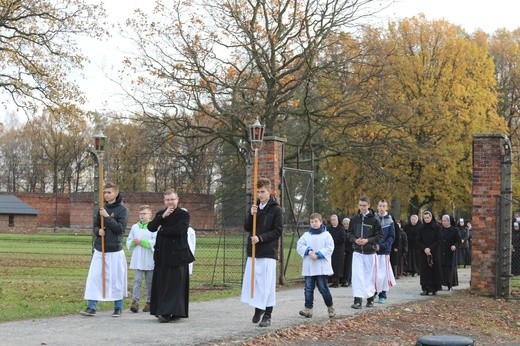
[139,205,151,212]
[164,188,177,196]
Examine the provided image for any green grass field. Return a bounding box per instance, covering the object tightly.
[0,232,304,322]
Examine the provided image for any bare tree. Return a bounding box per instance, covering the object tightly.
[0,0,106,110]
[121,0,389,161]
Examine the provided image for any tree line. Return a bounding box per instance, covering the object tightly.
[1,0,519,220]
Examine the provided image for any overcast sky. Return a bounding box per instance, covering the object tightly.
[79,0,520,113]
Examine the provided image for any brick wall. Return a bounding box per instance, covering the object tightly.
[16,193,70,227]
[471,134,506,294]
[3,192,214,232]
[0,215,38,233]
[70,192,214,230]
[256,136,286,202]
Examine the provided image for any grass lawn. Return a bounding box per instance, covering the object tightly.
[0,231,303,322]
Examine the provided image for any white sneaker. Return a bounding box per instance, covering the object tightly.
[327,306,336,318]
[298,307,313,318]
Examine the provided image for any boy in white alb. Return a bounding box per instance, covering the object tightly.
[296,213,336,318]
[127,205,156,313]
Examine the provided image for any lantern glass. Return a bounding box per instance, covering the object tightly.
[248,118,265,149]
[94,134,106,152]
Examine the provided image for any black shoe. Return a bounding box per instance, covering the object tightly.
[351,302,362,309]
[80,308,96,316]
[420,291,429,296]
[252,309,264,323]
[112,309,122,317]
[366,299,374,308]
[329,283,339,288]
[431,291,437,295]
[158,315,171,323]
[258,316,271,327]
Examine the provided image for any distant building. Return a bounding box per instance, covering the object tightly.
[0,195,39,233]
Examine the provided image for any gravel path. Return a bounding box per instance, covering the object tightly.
[1,268,470,345]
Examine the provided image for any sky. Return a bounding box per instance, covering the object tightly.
[78,0,520,113]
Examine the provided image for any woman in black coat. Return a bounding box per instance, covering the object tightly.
[456,218,471,268]
[327,214,346,287]
[417,211,442,295]
[403,215,422,276]
[440,215,461,290]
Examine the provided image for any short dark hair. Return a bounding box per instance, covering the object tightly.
[104,182,119,192]
[359,195,370,204]
[257,177,271,190]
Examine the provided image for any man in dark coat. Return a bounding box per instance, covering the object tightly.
[148,189,194,322]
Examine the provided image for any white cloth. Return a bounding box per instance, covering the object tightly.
[296,231,334,276]
[187,226,196,275]
[126,223,156,271]
[240,257,276,309]
[376,254,396,292]
[84,249,128,301]
[351,252,377,299]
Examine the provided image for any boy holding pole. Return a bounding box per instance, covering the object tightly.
[240,177,282,327]
[80,183,129,317]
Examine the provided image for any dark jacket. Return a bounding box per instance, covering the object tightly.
[440,225,461,266]
[347,209,383,254]
[93,193,128,252]
[327,223,346,254]
[244,196,283,259]
[397,228,408,254]
[375,212,395,255]
[148,207,195,267]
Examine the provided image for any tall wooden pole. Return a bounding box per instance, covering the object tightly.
[250,148,259,298]
[99,157,106,298]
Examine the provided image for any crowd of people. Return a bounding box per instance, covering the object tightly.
[322,196,476,310]
[77,180,520,329]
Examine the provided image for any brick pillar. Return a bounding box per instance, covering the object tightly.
[471,133,512,296]
[255,136,285,202]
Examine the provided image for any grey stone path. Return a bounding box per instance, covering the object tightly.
[0,268,470,345]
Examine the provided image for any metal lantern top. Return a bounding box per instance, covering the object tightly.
[248,117,265,150]
[94,132,106,152]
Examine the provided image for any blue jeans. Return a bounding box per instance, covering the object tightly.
[304,275,333,309]
[88,299,123,310]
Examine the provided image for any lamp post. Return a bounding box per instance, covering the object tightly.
[88,131,106,297]
[248,117,265,298]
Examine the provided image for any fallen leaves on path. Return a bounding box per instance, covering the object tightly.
[242,290,520,346]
